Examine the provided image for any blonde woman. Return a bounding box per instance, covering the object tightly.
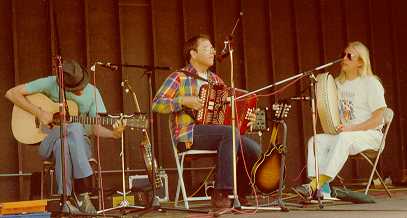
[293,41,387,200]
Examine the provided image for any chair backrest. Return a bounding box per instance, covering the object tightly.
[377,108,394,154]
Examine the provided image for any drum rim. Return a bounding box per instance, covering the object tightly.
[316,72,340,134]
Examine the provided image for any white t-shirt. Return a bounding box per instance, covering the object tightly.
[336,75,386,129]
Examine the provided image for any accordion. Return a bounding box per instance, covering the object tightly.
[186,84,257,134]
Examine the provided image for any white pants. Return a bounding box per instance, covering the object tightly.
[307,130,383,178]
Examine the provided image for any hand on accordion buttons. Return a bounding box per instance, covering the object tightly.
[180,96,203,110]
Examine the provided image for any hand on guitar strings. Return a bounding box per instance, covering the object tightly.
[112,119,127,139]
[180,96,203,110]
[37,109,53,127]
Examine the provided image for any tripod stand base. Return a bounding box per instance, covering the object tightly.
[258,199,304,210]
[97,199,145,214]
[232,197,241,209]
[241,205,286,211]
[151,195,161,208]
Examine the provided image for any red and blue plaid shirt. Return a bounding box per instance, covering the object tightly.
[152,64,224,148]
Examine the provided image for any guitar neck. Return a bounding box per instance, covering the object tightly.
[269,124,279,146]
[68,116,117,126]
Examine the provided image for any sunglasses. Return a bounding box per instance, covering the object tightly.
[343,52,357,61]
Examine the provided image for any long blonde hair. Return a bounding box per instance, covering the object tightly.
[336,41,375,84]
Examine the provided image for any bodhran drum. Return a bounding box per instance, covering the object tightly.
[316,72,341,134]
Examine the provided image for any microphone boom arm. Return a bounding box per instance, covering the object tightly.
[95,62,171,71]
[236,58,342,100]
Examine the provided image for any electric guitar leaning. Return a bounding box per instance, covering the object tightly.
[11,93,148,145]
[251,102,291,194]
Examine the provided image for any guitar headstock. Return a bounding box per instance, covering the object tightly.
[126,113,149,129]
[249,108,268,131]
[107,113,149,129]
[272,101,291,120]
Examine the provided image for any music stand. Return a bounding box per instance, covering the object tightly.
[97,125,145,214]
[121,79,162,211]
[84,63,144,215]
[121,64,168,210]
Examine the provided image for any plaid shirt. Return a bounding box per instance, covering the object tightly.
[152,64,224,148]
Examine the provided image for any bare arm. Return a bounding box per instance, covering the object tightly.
[337,107,386,132]
[5,84,53,125]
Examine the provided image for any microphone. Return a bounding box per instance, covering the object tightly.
[216,12,244,63]
[216,35,234,62]
[290,96,310,101]
[96,62,119,71]
[215,50,230,62]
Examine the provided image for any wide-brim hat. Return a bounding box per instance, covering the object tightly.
[60,59,89,92]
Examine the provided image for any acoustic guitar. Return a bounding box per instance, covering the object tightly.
[251,102,291,194]
[11,93,148,145]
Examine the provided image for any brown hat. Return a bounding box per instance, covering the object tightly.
[61,59,89,91]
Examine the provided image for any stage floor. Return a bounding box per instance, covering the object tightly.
[91,187,407,218]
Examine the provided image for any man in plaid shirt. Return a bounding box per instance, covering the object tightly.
[152,34,260,208]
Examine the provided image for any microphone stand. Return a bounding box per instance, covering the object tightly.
[122,65,163,210]
[125,67,211,215]
[216,12,243,210]
[50,3,71,213]
[235,58,342,210]
[227,39,241,209]
[217,24,289,216]
[121,64,171,71]
[94,64,208,215]
[122,80,209,216]
[56,56,69,211]
[89,64,145,216]
[309,73,324,209]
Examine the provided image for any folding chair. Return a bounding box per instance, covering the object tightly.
[351,108,394,197]
[169,123,217,209]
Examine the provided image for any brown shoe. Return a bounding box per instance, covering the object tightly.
[211,190,231,208]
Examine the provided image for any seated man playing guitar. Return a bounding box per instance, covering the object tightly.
[152,34,261,208]
[5,59,125,214]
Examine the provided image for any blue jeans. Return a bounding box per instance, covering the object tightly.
[38,123,93,195]
[192,125,261,194]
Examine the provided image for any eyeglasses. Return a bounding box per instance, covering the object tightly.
[197,46,216,54]
[343,52,357,61]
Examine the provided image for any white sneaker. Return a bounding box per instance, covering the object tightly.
[62,200,81,214]
[78,192,97,214]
